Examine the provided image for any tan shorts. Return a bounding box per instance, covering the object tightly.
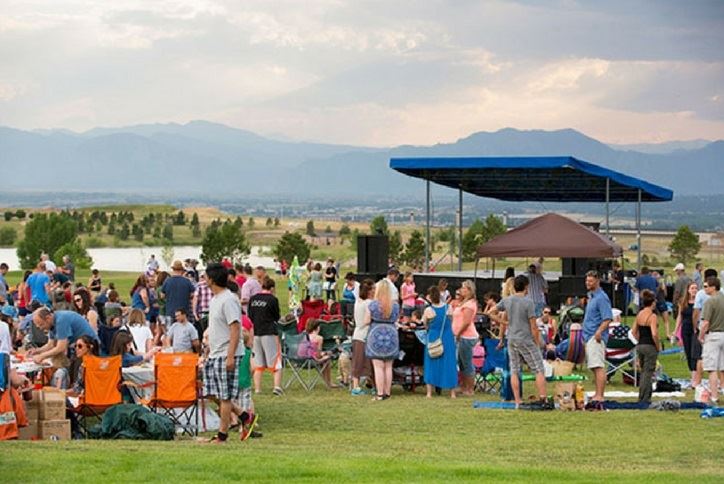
[585,338,606,369]
[702,332,724,372]
[253,335,282,372]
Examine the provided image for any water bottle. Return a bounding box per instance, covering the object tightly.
[575,383,584,410]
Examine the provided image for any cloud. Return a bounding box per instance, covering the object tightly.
[1,0,724,146]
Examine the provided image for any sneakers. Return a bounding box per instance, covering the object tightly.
[240,413,259,442]
[351,388,366,396]
[585,400,606,411]
[272,387,284,396]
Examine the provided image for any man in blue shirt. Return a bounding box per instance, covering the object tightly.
[634,267,657,307]
[29,308,98,364]
[161,260,196,325]
[26,262,51,305]
[582,270,613,409]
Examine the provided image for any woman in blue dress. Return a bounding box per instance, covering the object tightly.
[365,280,400,401]
[423,286,458,398]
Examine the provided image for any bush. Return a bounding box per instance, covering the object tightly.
[274,232,311,264]
[0,227,17,246]
[16,213,77,269]
[54,239,93,270]
[85,237,107,248]
[200,222,250,264]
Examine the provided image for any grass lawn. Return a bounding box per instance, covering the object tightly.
[3,269,723,482]
[3,341,723,482]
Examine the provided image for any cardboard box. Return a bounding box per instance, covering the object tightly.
[39,419,71,441]
[18,420,39,440]
[25,405,39,422]
[39,387,66,421]
[554,382,575,398]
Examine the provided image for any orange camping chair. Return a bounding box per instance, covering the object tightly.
[142,353,200,437]
[69,355,123,437]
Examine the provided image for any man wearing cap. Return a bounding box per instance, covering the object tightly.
[161,260,196,327]
[672,263,692,308]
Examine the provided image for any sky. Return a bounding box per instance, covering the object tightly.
[1,0,723,146]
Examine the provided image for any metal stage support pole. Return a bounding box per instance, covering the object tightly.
[425,180,430,272]
[605,178,610,238]
[636,189,642,272]
[458,188,463,272]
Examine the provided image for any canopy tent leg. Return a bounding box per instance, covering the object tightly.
[458,188,463,272]
[605,177,610,238]
[425,179,431,272]
[636,189,642,272]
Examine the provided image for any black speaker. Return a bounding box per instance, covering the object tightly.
[357,235,389,274]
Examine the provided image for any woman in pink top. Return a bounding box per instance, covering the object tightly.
[400,272,417,317]
[452,280,479,395]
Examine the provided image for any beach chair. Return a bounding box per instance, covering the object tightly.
[68,355,123,437]
[605,323,637,383]
[564,324,585,365]
[479,338,506,394]
[281,332,329,391]
[141,353,199,437]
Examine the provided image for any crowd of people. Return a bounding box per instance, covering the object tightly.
[2,252,724,442]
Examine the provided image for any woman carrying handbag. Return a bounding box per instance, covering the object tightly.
[423,286,458,398]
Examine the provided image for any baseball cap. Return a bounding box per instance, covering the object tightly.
[674,263,685,271]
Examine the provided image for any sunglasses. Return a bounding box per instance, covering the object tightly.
[76,343,86,349]
[703,285,709,288]
[74,297,83,302]
[543,311,551,314]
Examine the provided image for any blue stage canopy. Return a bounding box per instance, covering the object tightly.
[389,156,673,202]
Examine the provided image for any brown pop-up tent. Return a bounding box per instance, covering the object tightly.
[476,213,623,259]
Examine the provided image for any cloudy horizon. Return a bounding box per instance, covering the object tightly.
[1,0,723,147]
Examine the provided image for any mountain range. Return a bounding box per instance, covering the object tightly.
[1,121,722,196]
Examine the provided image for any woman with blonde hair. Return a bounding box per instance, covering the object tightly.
[452,280,479,395]
[365,278,400,401]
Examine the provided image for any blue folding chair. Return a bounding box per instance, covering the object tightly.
[476,338,507,394]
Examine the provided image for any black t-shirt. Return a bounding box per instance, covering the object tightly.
[324,266,337,283]
[248,292,280,336]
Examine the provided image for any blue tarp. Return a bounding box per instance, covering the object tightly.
[389,156,673,202]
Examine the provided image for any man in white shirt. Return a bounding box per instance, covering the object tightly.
[202,262,243,444]
[377,268,400,303]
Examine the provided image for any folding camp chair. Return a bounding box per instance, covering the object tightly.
[141,353,199,437]
[472,342,486,392]
[606,323,637,383]
[281,332,329,391]
[298,299,326,333]
[69,355,123,437]
[318,319,346,353]
[478,338,506,394]
[275,317,299,339]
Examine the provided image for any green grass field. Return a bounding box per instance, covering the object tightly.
[3,356,722,483]
[3,269,723,482]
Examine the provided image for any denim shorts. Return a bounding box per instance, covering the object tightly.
[457,337,477,376]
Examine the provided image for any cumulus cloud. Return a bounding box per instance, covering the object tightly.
[0,0,723,145]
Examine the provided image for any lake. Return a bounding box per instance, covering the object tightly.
[0,246,275,272]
